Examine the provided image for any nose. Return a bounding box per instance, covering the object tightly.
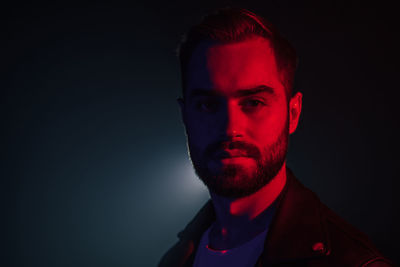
[221,101,245,139]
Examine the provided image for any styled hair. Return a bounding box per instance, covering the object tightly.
[178,7,298,99]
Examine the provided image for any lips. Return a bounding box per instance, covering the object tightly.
[215,149,249,159]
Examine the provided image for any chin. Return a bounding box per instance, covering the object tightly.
[203,165,262,198]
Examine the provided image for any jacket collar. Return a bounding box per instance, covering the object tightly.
[262,168,331,264]
[177,168,331,264]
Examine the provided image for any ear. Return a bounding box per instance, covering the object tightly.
[177,97,186,125]
[288,92,303,134]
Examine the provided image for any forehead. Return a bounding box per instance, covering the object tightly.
[186,37,284,97]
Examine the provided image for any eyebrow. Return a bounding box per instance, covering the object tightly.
[234,85,276,97]
[189,85,276,98]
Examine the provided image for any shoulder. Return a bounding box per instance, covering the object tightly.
[278,170,394,266]
[316,201,393,266]
[158,239,195,267]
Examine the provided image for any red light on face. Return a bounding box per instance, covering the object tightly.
[219,157,254,168]
[183,37,301,198]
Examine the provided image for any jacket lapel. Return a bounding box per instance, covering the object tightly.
[176,200,216,267]
[261,169,331,265]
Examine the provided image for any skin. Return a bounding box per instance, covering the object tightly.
[178,36,302,250]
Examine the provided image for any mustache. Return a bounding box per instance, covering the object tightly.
[205,140,261,159]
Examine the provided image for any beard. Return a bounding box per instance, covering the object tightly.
[187,121,289,198]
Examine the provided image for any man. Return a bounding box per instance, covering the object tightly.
[159,8,392,267]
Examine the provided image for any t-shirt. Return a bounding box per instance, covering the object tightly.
[193,223,269,267]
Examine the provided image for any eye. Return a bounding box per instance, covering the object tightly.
[243,99,263,107]
[195,99,220,113]
[240,99,266,111]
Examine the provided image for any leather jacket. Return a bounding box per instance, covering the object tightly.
[159,168,393,266]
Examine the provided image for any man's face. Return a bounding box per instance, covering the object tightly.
[180,37,300,198]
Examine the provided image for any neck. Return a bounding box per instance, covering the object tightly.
[208,163,287,249]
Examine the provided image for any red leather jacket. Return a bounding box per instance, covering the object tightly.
[159,169,393,266]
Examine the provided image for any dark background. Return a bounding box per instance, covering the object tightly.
[3,1,399,266]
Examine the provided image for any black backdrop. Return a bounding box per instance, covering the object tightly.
[3,1,399,266]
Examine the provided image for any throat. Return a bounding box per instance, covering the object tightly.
[208,164,287,250]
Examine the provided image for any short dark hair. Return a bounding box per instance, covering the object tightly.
[178,7,298,99]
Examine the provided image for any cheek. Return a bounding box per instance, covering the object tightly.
[250,105,288,143]
[185,120,213,149]
[185,111,221,139]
